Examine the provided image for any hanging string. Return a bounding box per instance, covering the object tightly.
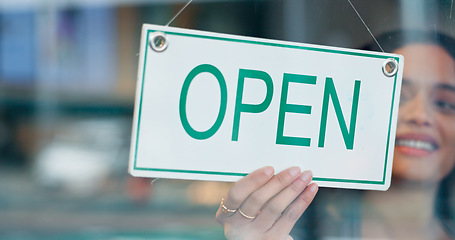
[165,0,384,52]
[165,0,194,27]
[346,0,385,52]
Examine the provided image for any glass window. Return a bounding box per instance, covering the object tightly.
[1,0,454,239]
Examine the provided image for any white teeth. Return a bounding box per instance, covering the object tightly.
[396,139,436,151]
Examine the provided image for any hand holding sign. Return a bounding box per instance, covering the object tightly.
[216,166,318,240]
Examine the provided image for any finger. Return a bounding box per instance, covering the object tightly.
[216,166,274,221]
[270,183,318,236]
[253,171,313,229]
[237,166,301,219]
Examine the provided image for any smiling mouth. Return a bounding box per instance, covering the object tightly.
[395,139,438,152]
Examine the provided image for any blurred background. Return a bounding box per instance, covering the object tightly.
[0,0,454,239]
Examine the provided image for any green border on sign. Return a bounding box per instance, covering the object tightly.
[133,28,400,185]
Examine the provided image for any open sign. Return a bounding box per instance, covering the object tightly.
[129,24,403,190]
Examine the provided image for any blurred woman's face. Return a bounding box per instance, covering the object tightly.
[393,44,455,183]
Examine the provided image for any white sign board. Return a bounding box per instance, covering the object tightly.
[129,24,403,191]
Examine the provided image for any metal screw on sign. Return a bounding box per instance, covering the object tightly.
[150,32,168,52]
[382,58,398,77]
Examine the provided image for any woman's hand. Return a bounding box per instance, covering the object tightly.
[216,166,318,240]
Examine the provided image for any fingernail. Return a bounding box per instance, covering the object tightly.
[263,166,274,176]
[309,183,319,193]
[289,167,301,177]
[300,171,312,182]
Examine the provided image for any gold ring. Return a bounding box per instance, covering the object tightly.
[220,198,236,213]
[238,208,256,219]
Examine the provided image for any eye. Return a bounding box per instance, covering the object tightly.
[435,100,455,114]
[399,84,412,104]
[433,86,455,114]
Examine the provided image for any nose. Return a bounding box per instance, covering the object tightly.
[400,92,434,127]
